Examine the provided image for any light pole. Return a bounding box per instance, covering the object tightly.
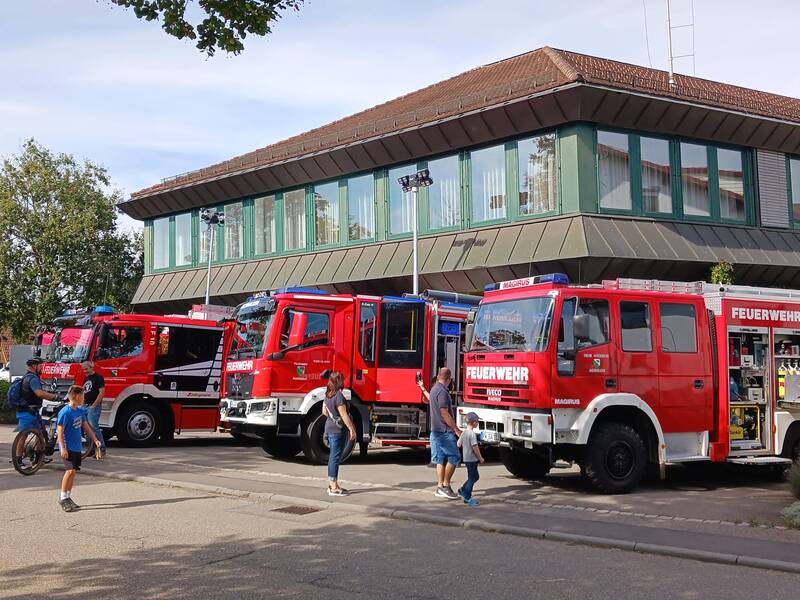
[397,169,433,295]
[200,208,225,305]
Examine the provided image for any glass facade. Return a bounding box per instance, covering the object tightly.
[791,158,800,222]
[152,217,169,270]
[681,142,710,217]
[284,189,306,251]
[470,144,506,222]
[224,202,244,259]
[640,136,671,214]
[388,164,415,235]
[314,181,339,246]
[427,154,461,230]
[518,133,557,215]
[347,174,375,241]
[598,130,632,210]
[254,195,277,255]
[175,212,193,266]
[717,148,745,221]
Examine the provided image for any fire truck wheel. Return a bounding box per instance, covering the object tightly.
[582,422,646,494]
[116,400,161,447]
[499,447,549,480]
[261,433,301,458]
[301,412,355,465]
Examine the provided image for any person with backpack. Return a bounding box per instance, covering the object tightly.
[10,357,58,461]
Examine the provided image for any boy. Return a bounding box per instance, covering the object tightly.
[457,412,484,507]
[56,386,101,512]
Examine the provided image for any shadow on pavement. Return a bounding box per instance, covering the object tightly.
[78,496,209,511]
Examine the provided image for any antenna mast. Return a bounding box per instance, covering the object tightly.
[665,0,696,88]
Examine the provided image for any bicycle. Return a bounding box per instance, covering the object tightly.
[11,401,95,476]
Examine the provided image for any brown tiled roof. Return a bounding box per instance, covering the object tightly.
[131,46,800,200]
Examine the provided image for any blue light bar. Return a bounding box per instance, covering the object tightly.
[274,287,327,295]
[536,273,569,284]
[486,273,570,292]
[383,295,424,303]
[94,305,114,315]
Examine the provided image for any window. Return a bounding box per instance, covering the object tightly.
[681,142,710,217]
[598,130,631,210]
[791,158,800,223]
[152,217,169,270]
[176,327,220,365]
[174,213,193,266]
[97,325,143,359]
[314,181,339,246]
[379,301,424,368]
[427,155,461,229]
[557,298,610,375]
[641,136,672,214]
[199,211,219,263]
[471,297,554,352]
[283,189,306,251]
[359,302,377,365]
[280,310,330,350]
[620,302,653,352]
[388,165,415,235]
[223,202,244,260]
[470,144,506,222]
[254,195,277,255]
[347,174,375,241]
[518,133,557,215]
[717,149,745,221]
[660,303,697,353]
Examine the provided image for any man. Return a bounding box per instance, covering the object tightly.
[418,367,462,499]
[81,361,106,458]
[14,357,58,460]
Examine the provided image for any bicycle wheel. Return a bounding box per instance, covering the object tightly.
[81,430,97,459]
[12,428,47,476]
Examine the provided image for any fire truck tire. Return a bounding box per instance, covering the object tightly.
[582,422,647,494]
[499,447,549,480]
[261,433,301,458]
[301,412,354,465]
[116,400,161,447]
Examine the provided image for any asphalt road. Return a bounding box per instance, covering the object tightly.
[3,465,800,600]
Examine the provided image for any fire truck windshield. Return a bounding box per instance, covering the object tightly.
[471,297,554,352]
[229,307,275,359]
[48,327,95,363]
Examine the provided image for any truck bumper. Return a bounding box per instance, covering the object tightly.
[220,397,278,428]
[457,406,552,445]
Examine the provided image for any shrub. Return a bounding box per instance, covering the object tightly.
[781,501,800,529]
[709,261,735,285]
[789,464,800,500]
[0,380,10,411]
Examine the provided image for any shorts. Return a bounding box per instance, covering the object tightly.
[63,450,82,471]
[430,430,460,466]
[15,411,42,432]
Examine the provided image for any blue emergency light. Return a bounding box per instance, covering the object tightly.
[274,287,327,295]
[484,273,570,292]
[94,305,114,315]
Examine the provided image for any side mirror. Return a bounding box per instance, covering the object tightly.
[559,348,576,361]
[464,310,476,351]
[573,313,590,341]
[267,351,285,360]
[320,369,331,380]
[288,313,307,348]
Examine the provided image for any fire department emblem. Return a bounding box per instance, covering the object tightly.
[593,358,601,369]
[296,365,306,376]
[231,372,243,394]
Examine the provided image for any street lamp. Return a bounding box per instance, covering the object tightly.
[397,168,433,295]
[200,208,225,305]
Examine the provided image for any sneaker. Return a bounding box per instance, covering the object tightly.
[434,487,450,498]
[465,498,480,507]
[327,487,349,496]
[66,498,80,510]
[59,499,74,513]
[43,457,53,464]
[457,487,465,500]
[439,487,459,500]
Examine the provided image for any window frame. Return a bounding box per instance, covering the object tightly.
[786,156,800,229]
[659,302,698,354]
[619,300,653,353]
[513,131,560,220]
[312,179,343,250]
[420,152,465,234]
[345,171,377,245]
[251,193,281,259]
[467,141,510,227]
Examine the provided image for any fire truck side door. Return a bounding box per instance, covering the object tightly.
[617,299,660,412]
[551,295,617,408]
[376,300,425,404]
[93,323,149,402]
[350,300,378,403]
[272,308,334,395]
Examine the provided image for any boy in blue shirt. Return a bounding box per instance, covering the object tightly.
[56,385,101,512]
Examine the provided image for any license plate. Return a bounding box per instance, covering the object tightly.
[480,430,501,444]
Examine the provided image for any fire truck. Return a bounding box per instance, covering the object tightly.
[38,307,230,446]
[220,287,479,463]
[462,274,800,494]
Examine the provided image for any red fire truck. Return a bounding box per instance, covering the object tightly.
[220,287,479,463]
[462,274,800,493]
[38,307,230,446]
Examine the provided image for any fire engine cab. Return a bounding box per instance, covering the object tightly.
[463,274,800,493]
[39,308,229,446]
[221,287,479,463]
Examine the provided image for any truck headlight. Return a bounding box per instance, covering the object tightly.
[512,419,533,437]
[248,400,276,415]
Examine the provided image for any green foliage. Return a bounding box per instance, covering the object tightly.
[110,0,304,56]
[781,501,800,529]
[788,464,800,500]
[0,139,143,342]
[0,380,12,421]
[709,261,735,285]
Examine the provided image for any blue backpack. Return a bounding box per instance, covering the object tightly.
[6,373,33,410]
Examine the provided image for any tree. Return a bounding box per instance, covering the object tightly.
[0,140,144,341]
[709,260,735,285]
[109,0,304,56]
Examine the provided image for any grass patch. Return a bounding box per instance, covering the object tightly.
[781,502,800,529]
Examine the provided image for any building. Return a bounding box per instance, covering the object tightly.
[121,47,800,313]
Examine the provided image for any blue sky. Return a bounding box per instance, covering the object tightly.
[1,0,797,231]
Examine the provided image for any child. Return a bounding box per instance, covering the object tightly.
[457,412,484,507]
[56,385,101,512]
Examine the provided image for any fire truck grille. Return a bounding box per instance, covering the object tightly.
[465,384,528,404]
[225,372,254,401]
[41,378,75,396]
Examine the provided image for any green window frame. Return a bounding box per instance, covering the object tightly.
[513,132,559,219]
[151,216,171,272]
[788,157,800,228]
[312,180,343,249]
[252,193,281,257]
[345,172,377,244]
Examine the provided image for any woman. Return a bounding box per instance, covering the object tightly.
[322,371,357,496]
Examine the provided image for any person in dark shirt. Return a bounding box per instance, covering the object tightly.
[14,357,57,464]
[418,367,462,499]
[322,371,356,496]
[81,361,106,457]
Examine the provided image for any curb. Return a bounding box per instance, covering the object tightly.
[78,466,800,575]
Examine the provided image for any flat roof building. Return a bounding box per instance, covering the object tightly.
[121,47,800,312]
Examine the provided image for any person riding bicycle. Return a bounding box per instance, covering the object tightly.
[14,357,58,461]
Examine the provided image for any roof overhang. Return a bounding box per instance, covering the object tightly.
[119,83,800,221]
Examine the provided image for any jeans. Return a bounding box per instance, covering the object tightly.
[461,462,480,500]
[327,432,345,481]
[430,430,460,466]
[85,405,106,449]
